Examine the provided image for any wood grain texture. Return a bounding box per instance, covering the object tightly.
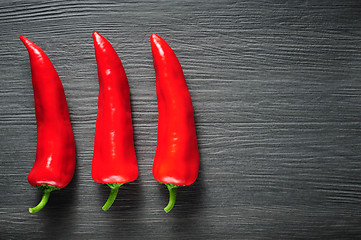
[1,0,361,239]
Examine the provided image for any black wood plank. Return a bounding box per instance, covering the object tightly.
[0,1,361,239]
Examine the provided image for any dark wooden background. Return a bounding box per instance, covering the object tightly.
[1,0,361,239]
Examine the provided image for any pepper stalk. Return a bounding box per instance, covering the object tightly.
[102,183,124,211]
[29,185,60,213]
[163,184,179,213]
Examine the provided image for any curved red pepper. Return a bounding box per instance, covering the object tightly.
[150,34,200,212]
[91,32,138,211]
[20,36,76,213]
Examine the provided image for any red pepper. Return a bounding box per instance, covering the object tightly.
[150,34,200,212]
[20,36,76,213]
[91,32,138,211]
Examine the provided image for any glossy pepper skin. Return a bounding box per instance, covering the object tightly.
[20,36,76,213]
[150,34,199,212]
[91,32,138,211]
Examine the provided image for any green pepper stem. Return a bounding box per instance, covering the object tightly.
[29,190,50,213]
[164,184,179,213]
[102,183,124,211]
[29,185,60,213]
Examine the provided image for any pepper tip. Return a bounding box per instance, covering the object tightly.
[19,36,28,44]
[92,32,105,45]
[150,33,160,42]
[19,36,35,49]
